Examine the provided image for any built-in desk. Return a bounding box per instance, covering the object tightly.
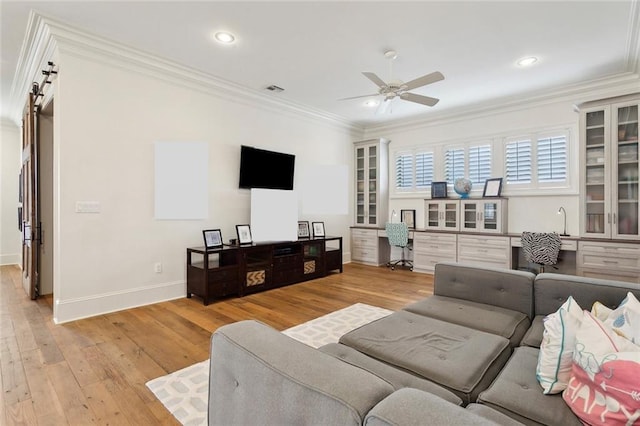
[351,226,640,283]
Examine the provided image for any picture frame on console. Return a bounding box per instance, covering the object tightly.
[312,222,325,238]
[483,178,503,197]
[298,221,310,238]
[203,229,223,249]
[401,209,416,229]
[236,224,253,244]
[431,181,448,199]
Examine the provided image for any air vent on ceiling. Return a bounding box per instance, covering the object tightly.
[265,85,284,92]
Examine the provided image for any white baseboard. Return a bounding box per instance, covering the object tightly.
[53,280,185,324]
[0,253,20,266]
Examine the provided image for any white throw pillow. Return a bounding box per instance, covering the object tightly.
[590,301,613,321]
[536,296,583,394]
[604,291,640,344]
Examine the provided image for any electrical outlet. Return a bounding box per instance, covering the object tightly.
[154,262,162,273]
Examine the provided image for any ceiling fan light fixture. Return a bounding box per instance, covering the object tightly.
[214,31,236,44]
[517,56,538,67]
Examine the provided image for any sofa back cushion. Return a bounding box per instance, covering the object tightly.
[434,262,535,318]
[533,273,640,316]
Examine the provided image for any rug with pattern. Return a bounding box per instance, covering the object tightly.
[145,302,392,426]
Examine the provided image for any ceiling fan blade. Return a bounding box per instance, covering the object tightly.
[338,93,380,101]
[362,72,388,89]
[403,71,444,91]
[400,92,440,107]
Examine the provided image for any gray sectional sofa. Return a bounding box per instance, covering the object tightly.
[208,262,640,425]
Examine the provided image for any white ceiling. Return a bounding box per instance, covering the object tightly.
[1,1,639,127]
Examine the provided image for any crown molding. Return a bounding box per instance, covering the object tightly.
[16,12,362,134]
[7,11,58,125]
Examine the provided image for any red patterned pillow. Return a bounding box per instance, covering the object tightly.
[562,311,640,425]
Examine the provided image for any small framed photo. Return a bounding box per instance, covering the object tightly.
[298,221,310,238]
[311,222,325,238]
[483,178,503,198]
[203,229,223,249]
[431,181,448,199]
[401,209,416,229]
[236,224,253,244]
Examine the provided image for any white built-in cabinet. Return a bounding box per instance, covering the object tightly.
[579,96,639,240]
[424,200,460,231]
[459,199,508,233]
[413,232,457,272]
[354,138,389,228]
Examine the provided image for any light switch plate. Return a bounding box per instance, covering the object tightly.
[75,201,101,213]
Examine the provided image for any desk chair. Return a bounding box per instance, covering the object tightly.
[385,222,413,271]
[521,231,561,274]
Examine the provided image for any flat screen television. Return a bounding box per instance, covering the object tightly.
[239,145,295,190]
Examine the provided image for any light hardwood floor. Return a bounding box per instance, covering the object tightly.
[0,263,433,425]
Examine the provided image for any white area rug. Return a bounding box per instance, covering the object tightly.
[146,303,392,426]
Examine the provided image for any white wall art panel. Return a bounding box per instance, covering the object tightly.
[301,164,349,215]
[251,188,298,242]
[154,141,208,220]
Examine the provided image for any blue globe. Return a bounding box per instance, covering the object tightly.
[453,178,472,198]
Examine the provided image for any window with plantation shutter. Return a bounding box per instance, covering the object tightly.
[469,145,491,184]
[445,148,465,182]
[537,135,567,183]
[415,151,434,188]
[395,152,413,189]
[505,140,532,183]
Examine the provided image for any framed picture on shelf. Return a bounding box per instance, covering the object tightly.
[401,209,416,229]
[483,178,503,197]
[203,229,223,249]
[431,182,448,199]
[298,221,310,238]
[312,222,325,238]
[236,224,253,244]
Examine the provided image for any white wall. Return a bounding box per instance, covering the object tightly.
[0,120,22,265]
[51,48,359,323]
[364,100,583,235]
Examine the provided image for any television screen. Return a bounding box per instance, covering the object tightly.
[239,145,295,190]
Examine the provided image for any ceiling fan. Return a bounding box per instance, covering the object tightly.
[341,50,444,113]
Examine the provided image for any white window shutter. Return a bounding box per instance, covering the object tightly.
[505,140,532,183]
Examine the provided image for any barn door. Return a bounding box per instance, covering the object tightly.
[21,90,40,299]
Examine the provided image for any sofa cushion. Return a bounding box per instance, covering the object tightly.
[319,342,462,405]
[364,388,518,426]
[519,315,544,348]
[403,295,531,347]
[432,262,535,318]
[339,311,511,404]
[477,346,581,426]
[533,273,640,317]
[466,404,526,425]
[209,320,395,426]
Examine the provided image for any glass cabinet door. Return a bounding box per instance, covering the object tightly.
[444,202,459,229]
[613,103,639,238]
[462,202,478,230]
[482,202,498,231]
[584,108,609,236]
[355,147,365,225]
[368,146,378,225]
[426,202,440,228]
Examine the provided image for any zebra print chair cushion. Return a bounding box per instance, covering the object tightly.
[521,232,562,266]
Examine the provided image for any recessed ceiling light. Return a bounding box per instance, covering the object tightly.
[517,56,538,67]
[214,31,235,44]
[364,99,379,107]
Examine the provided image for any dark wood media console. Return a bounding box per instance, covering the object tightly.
[186,236,343,305]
